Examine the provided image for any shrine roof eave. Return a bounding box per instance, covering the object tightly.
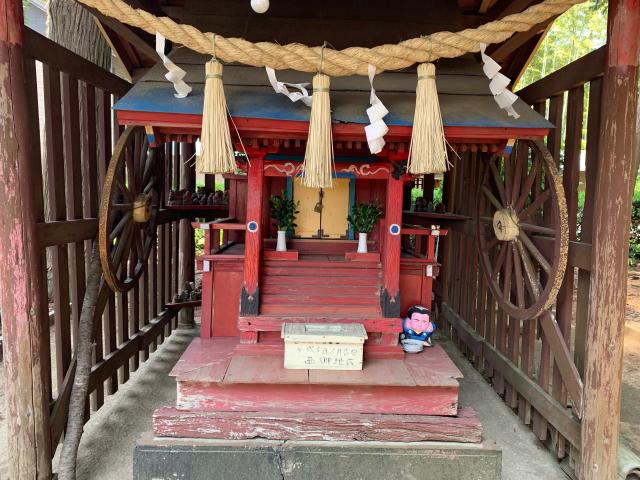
[116,109,549,145]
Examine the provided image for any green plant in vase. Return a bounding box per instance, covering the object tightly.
[347,202,383,254]
[269,191,299,252]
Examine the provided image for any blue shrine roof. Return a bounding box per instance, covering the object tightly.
[114,49,553,131]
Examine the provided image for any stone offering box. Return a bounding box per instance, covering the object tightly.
[281,323,368,370]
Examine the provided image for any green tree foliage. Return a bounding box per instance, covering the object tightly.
[516,1,607,90]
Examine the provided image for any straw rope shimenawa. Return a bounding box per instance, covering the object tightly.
[77,0,586,76]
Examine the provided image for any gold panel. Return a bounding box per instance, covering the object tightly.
[293,177,350,239]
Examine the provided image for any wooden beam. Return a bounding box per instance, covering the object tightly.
[440,303,581,448]
[23,28,130,96]
[381,176,403,317]
[240,154,265,316]
[0,1,53,476]
[484,0,535,22]
[178,142,196,327]
[488,17,557,63]
[517,46,606,104]
[580,0,640,478]
[88,7,159,65]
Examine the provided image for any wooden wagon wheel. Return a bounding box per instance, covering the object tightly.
[476,140,568,320]
[99,126,160,292]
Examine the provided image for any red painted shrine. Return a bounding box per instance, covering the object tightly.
[113,51,551,442]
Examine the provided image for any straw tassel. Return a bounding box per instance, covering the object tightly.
[408,63,448,175]
[302,73,334,188]
[197,59,237,174]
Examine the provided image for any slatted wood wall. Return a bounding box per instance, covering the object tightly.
[437,47,605,467]
[21,28,188,456]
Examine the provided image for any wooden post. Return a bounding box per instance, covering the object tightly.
[381,175,403,317]
[580,1,640,478]
[241,154,265,316]
[179,142,196,328]
[0,0,53,476]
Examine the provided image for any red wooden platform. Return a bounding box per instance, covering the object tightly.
[153,407,482,443]
[169,337,463,417]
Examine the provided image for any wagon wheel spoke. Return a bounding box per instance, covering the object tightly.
[111,222,134,270]
[109,211,132,242]
[114,177,134,202]
[515,156,541,212]
[519,222,556,236]
[501,243,514,299]
[518,189,551,221]
[518,230,551,273]
[515,238,541,300]
[492,245,508,280]
[483,235,499,252]
[489,160,508,206]
[111,203,133,210]
[482,185,504,211]
[511,242,526,308]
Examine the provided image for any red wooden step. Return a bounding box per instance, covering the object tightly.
[263,267,382,277]
[261,294,379,306]
[262,284,379,295]
[154,406,482,443]
[263,275,380,286]
[260,303,382,316]
[238,316,401,333]
[264,260,381,269]
[172,338,462,417]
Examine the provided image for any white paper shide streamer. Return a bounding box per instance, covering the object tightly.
[266,67,312,107]
[480,43,520,119]
[365,65,389,154]
[155,32,192,98]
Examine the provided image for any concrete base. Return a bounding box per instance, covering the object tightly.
[133,433,501,480]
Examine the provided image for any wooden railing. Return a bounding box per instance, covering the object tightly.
[193,217,246,257]
[400,224,448,261]
[21,28,192,460]
[438,47,606,463]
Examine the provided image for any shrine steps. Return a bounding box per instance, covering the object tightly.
[170,337,462,418]
[260,258,383,317]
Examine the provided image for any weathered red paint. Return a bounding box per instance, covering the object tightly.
[0,1,52,474]
[580,1,640,478]
[171,340,461,415]
[242,154,265,299]
[0,0,24,45]
[153,406,482,443]
[382,177,404,298]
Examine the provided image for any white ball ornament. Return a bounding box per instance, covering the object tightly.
[250,0,269,13]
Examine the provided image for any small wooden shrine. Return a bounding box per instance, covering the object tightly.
[101,41,554,452]
[1,0,639,478]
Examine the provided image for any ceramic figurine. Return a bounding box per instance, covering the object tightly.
[401,305,436,352]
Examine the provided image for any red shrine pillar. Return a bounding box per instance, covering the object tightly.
[240,154,265,316]
[580,0,640,478]
[381,173,404,317]
[0,0,53,475]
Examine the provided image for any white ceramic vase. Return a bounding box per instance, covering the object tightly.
[276,230,288,252]
[357,232,368,254]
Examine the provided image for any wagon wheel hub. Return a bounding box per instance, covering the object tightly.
[493,207,519,241]
[133,193,152,223]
